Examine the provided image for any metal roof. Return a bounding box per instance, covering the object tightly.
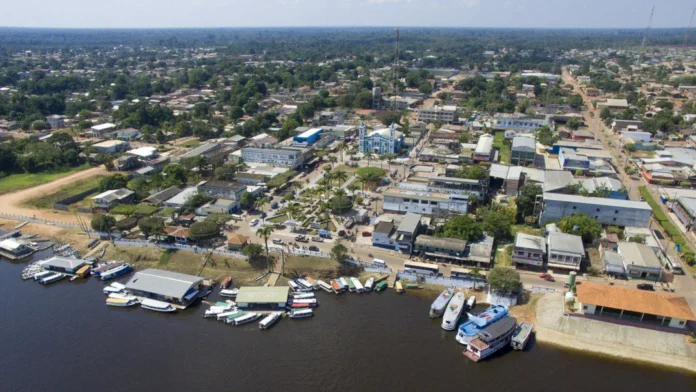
[542,192,651,211]
[397,213,421,234]
[296,127,323,138]
[617,242,662,269]
[547,232,584,255]
[144,186,182,204]
[514,233,545,252]
[236,286,290,304]
[474,134,494,155]
[125,269,203,299]
[91,188,134,202]
[489,163,509,179]
[511,135,536,151]
[543,170,574,192]
[416,235,468,251]
[164,186,200,206]
[374,221,395,234]
[40,256,87,270]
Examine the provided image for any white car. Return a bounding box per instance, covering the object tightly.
[250,219,259,226]
[272,238,284,245]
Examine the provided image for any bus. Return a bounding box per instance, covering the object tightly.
[665,255,685,275]
[403,260,439,276]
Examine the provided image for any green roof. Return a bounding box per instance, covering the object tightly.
[236,286,290,304]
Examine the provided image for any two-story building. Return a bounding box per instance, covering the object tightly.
[510,135,536,166]
[546,231,584,271]
[417,106,458,123]
[200,181,246,204]
[372,221,396,250]
[473,134,494,162]
[512,233,546,269]
[415,235,468,263]
[394,213,422,254]
[671,197,696,232]
[617,242,664,281]
[383,189,469,216]
[241,147,309,168]
[540,193,652,227]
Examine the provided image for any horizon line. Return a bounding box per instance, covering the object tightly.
[0,25,691,31]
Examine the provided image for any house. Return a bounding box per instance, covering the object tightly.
[494,113,550,131]
[624,226,662,251]
[540,193,652,227]
[571,129,595,141]
[510,136,536,166]
[249,133,278,148]
[90,188,135,210]
[163,186,201,208]
[163,226,189,245]
[358,123,404,155]
[603,251,626,277]
[235,286,289,310]
[417,105,458,123]
[383,188,469,215]
[612,119,644,132]
[558,148,590,172]
[93,140,129,154]
[127,146,158,160]
[512,233,546,269]
[241,147,309,168]
[143,186,182,206]
[473,134,494,162]
[89,123,116,138]
[546,231,584,271]
[597,98,629,112]
[617,242,664,281]
[372,221,396,249]
[196,199,237,215]
[116,155,138,171]
[227,234,249,251]
[46,114,65,129]
[395,213,422,254]
[293,127,323,145]
[39,256,88,274]
[585,88,601,96]
[415,235,468,263]
[200,181,246,202]
[465,234,495,268]
[620,131,652,144]
[117,128,141,140]
[577,282,695,330]
[125,269,204,308]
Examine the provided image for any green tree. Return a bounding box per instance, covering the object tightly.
[183,192,211,212]
[558,213,601,242]
[478,204,515,240]
[91,214,116,232]
[442,215,483,241]
[242,243,265,269]
[138,217,164,239]
[214,165,237,181]
[98,174,129,192]
[566,118,580,130]
[330,242,349,264]
[599,107,611,120]
[456,164,487,180]
[255,226,275,272]
[188,221,220,242]
[516,184,543,223]
[488,267,522,295]
[536,126,556,146]
[240,191,257,210]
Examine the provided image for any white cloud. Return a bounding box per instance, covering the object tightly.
[462,0,480,8]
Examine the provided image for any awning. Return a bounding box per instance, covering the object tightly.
[184,290,199,301]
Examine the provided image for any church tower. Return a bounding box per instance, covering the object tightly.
[359,121,366,152]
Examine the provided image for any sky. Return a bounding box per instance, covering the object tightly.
[1,0,694,29]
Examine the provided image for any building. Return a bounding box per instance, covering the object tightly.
[127,146,158,160]
[577,177,627,199]
[620,131,651,144]
[163,186,201,208]
[143,186,182,206]
[196,199,237,216]
[672,197,696,231]
[577,282,695,330]
[540,193,652,227]
[603,251,626,277]
[90,188,135,210]
[200,181,246,202]
[227,234,249,251]
[571,129,595,141]
[249,133,278,148]
[510,136,536,165]
[415,235,468,263]
[546,231,584,271]
[494,114,549,131]
[611,119,644,132]
[395,212,422,254]
[89,123,116,138]
[400,177,486,200]
[558,148,590,172]
[617,242,664,281]
[46,114,65,129]
[163,226,190,245]
[178,141,230,165]
[293,127,323,145]
[473,134,494,162]
[358,123,404,155]
[39,256,88,274]
[92,140,129,154]
[466,234,495,267]
[597,98,629,112]
[383,188,469,216]
[372,221,396,249]
[512,233,546,269]
[241,147,308,168]
[0,238,33,258]
[417,105,458,123]
[117,128,141,140]
[235,286,290,310]
[125,269,204,308]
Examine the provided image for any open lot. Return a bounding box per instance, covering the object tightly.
[21,175,104,210]
[0,164,91,195]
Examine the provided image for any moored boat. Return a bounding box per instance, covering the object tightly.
[106,297,139,307]
[296,278,314,290]
[290,302,312,309]
[291,292,315,299]
[291,298,318,307]
[330,280,344,294]
[374,280,388,292]
[259,312,282,329]
[140,299,176,313]
[344,277,356,292]
[75,265,91,278]
[32,270,52,281]
[289,309,313,319]
[224,311,246,324]
[466,296,477,310]
[204,305,234,318]
[233,313,261,325]
[339,277,349,290]
[100,264,133,281]
[219,276,232,289]
[288,280,300,291]
[395,281,404,294]
[108,293,138,301]
[463,317,517,362]
[511,322,534,351]
[317,280,333,293]
[364,277,375,291]
[456,305,509,346]
[220,288,239,298]
[351,277,365,293]
[217,310,241,321]
[441,292,466,330]
[305,277,318,289]
[40,272,65,285]
[429,288,454,318]
[91,261,124,277]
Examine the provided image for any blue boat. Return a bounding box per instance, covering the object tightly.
[455,305,509,346]
[100,264,133,281]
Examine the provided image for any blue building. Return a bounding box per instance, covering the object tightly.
[558,148,590,172]
[293,127,323,145]
[359,122,404,155]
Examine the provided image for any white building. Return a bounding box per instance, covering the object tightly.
[241,147,307,168]
[417,105,458,123]
[383,188,469,215]
[546,231,584,271]
[358,122,404,155]
[89,123,116,138]
[494,114,549,131]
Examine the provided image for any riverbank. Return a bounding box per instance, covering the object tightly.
[535,294,696,373]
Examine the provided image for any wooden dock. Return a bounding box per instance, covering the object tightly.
[387,271,398,288]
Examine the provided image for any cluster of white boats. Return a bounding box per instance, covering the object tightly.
[430,288,534,362]
[103,282,177,312]
[203,301,313,329]
[20,259,134,285]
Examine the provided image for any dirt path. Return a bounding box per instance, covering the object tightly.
[0,165,108,224]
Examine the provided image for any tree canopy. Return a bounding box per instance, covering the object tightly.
[91,214,115,232]
[558,213,601,242]
[488,267,522,296]
[188,221,221,241]
[441,215,483,242]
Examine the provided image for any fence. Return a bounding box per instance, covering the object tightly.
[0,212,84,230]
[486,289,519,307]
[52,187,98,211]
[397,270,483,289]
[113,239,247,259]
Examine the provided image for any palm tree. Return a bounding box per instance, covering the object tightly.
[333,188,347,198]
[255,226,275,272]
[336,142,346,163]
[254,197,268,212]
[290,181,303,198]
[328,155,338,168]
[346,181,361,195]
[285,203,302,221]
[470,267,483,290]
[333,169,349,187]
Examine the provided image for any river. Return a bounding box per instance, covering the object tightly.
[1,250,694,391]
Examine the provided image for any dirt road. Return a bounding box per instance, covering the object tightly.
[0,165,108,224]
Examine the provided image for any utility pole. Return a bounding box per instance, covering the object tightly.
[392,28,400,111]
[684,7,696,46]
[637,6,655,66]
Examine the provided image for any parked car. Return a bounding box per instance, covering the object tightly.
[362,231,372,237]
[311,236,324,243]
[308,245,320,252]
[272,238,284,245]
[295,235,309,243]
[250,219,259,226]
[637,283,654,291]
[539,273,554,282]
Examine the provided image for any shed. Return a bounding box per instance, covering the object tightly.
[125,269,203,307]
[235,286,290,310]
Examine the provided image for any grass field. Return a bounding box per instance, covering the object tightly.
[0,164,91,195]
[494,131,511,164]
[22,174,104,209]
[638,186,695,263]
[267,170,298,188]
[111,203,159,217]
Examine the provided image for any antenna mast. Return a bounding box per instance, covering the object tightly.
[684,7,696,45]
[392,28,400,111]
[637,6,655,66]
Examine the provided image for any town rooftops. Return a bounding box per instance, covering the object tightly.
[91,188,134,202]
[397,212,421,234]
[577,282,696,321]
[384,188,451,202]
[542,193,652,211]
[543,170,574,192]
[143,186,182,205]
[467,234,494,263]
[179,141,222,160]
[91,123,116,131]
[296,127,323,138]
[0,238,28,251]
[164,226,189,239]
[165,186,200,206]
[415,235,468,251]
[515,233,546,252]
[547,231,584,255]
[39,256,87,270]
[512,135,536,150]
[236,286,290,304]
[374,221,395,235]
[125,269,203,299]
[617,242,662,269]
[93,140,127,148]
[127,146,158,158]
[599,98,629,108]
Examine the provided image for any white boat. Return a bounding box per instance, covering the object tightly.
[108,293,138,301]
[441,292,466,331]
[288,281,300,291]
[350,277,365,293]
[204,305,234,318]
[296,278,313,289]
[317,280,333,293]
[140,299,176,313]
[216,310,240,320]
[234,313,261,325]
[33,271,52,281]
[110,282,127,291]
[292,292,315,299]
[259,312,282,329]
[291,298,318,307]
[429,288,454,318]
[100,264,132,281]
[220,288,239,298]
[463,317,517,362]
[106,297,139,307]
[103,286,123,295]
[339,277,349,290]
[364,277,375,291]
[40,273,65,285]
[511,322,534,351]
[289,309,313,319]
[466,295,477,310]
